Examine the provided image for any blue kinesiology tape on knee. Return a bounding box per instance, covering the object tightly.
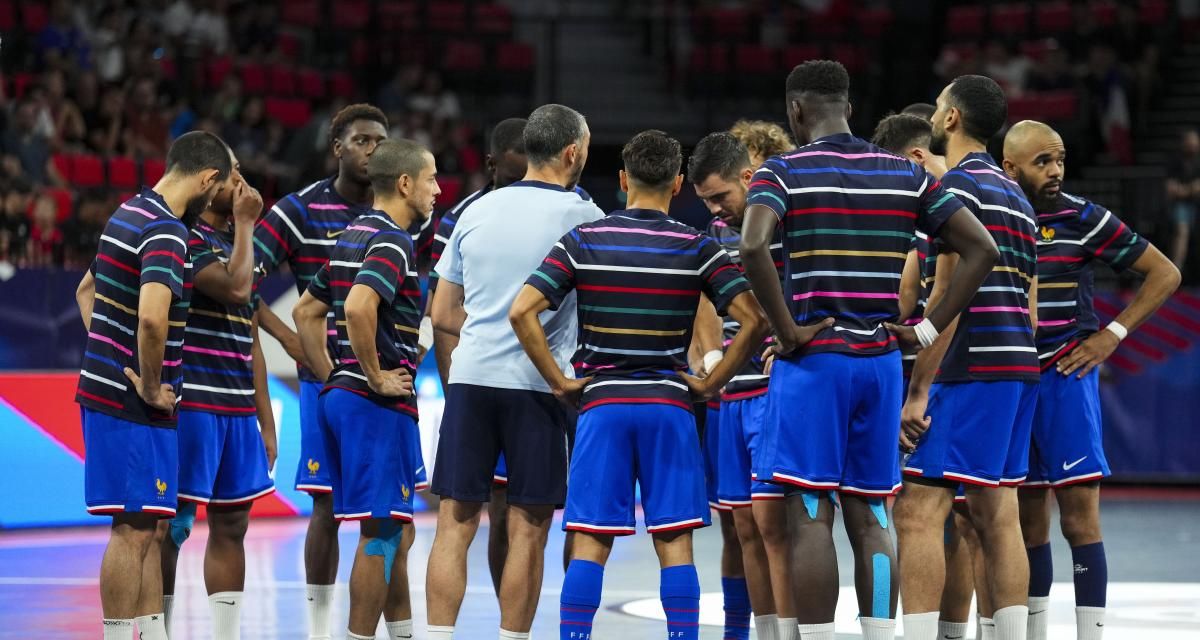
[169,501,198,549]
[801,491,821,520]
[364,521,404,585]
[871,552,891,619]
[868,498,888,529]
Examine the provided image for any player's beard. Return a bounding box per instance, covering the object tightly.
[566,155,586,192]
[929,125,948,157]
[1016,170,1059,212]
[180,193,210,229]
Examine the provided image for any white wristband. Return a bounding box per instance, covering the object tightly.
[418,316,434,351]
[702,349,724,373]
[1104,321,1128,342]
[914,318,939,349]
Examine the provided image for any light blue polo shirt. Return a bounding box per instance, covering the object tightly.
[435,179,605,392]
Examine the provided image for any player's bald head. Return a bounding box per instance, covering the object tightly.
[1003,120,1061,163]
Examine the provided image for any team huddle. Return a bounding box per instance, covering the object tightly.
[74,60,1180,640]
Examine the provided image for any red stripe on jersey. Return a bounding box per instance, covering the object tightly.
[578,284,699,296]
[145,250,185,264]
[96,252,139,275]
[787,207,917,219]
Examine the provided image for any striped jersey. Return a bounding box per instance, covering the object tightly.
[307,212,422,418]
[1034,192,1148,369]
[902,230,937,377]
[76,189,191,427]
[525,208,750,413]
[254,177,373,382]
[937,152,1039,382]
[706,217,782,400]
[181,220,261,415]
[745,133,963,357]
[427,185,491,295]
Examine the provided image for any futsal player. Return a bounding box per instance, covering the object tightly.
[901,102,938,121]
[73,132,232,640]
[896,75,1040,640]
[426,104,604,640]
[873,113,992,639]
[159,150,274,639]
[292,138,438,640]
[730,119,796,169]
[509,129,767,640]
[689,131,792,640]
[252,104,390,640]
[1003,120,1180,640]
[739,61,999,640]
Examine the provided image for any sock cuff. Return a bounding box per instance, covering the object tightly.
[859,616,896,628]
[796,622,835,631]
[209,591,243,599]
[103,619,133,626]
[756,613,779,622]
[1071,541,1106,553]
[993,605,1029,617]
[660,564,700,598]
[903,612,939,621]
[1076,606,1106,613]
[498,630,530,639]
[306,583,336,594]
[562,560,605,607]
[347,633,374,640]
[135,613,165,620]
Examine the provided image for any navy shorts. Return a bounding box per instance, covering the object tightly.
[319,389,418,521]
[176,410,274,505]
[82,407,178,517]
[904,381,1037,487]
[717,394,785,508]
[294,380,332,494]
[756,351,904,496]
[431,384,573,505]
[564,403,710,535]
[1025,369,1109,487]
[702,403,724,511]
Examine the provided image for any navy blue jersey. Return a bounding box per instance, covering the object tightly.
[428,185,491,295]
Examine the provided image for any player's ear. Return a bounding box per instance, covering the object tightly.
[671,174,683,197]
[332,136,343,159]
[740,167,753,187]
[563,142,578,169]
[909,147,927,164]
[946,107,961,133]
[199,168,221,192]
[484,153,495,174]
[1001,158,1018,179]
[845,100,853,120]
[618,169,629,194]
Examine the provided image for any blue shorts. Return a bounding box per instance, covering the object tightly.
[493,453,508,486]
[294,380,332,494]
[318,389,417,521]
[176,410,274,505]
[82,407,178,517]
[717,394,785,508]
[564,403,710,536]
[702,404,723,511]
[432,384,572,505]
[756,351,904,496]
[1025,369,1109,487]
[904,381,1037,487]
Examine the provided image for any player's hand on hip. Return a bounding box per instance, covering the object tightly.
[232,180,264,225]
[681,371,715,401]
[1056,331,1118,378]
[884,322,922,351]
[368,368,414,397]
[761,345,777,376]
[124,367,177,412]
[899,396,931,453]
[775,317,836,357]
[553,376,592,407]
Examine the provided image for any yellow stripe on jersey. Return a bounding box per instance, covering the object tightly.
[583,324,688,337]
[1038,281,1079,289]
[95,293,137,316]
[789,250,907,259]
[188,308,253,325]
[993,265,1033,282]
[393,323,420,335]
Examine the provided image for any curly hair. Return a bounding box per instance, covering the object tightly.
[729,120,794,165]
[329,103,388,145]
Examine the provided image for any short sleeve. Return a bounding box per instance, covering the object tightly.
[187,230,221,276]
[434,215,466,286]
[698,237,750,315]
[525,232,578,311]
[139,220,189,298]
[307,261,332,305]
[253,199,304,273]
[1081,205,1149,273]
[355,232,411,305]
[745,159,789,219]
[915,170,965,237]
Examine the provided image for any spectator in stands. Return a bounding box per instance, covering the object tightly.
[224,97,268,163]
[1026,45,1077,93]
[37,0,90,71]
[379,64,424,116]
[1167,129,1200,272]
[84,83,126,156]
[210,75,243,125]
[124,77,169,157]
[43,70,85,151]
[0,178,33,264]
[88,5,126,83]
[408,72,462,125]
[1,98,65,187]
[983,40,1030,97]
[61,190,109,269]
[26,192,62,268]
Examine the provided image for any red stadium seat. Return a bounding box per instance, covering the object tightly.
[495,42,535,72]
[1034,1,1073,34]
[70,154,105,189]
[856,6,894,38]
[265,98,312,128]
[281,0,321,28]
[429,2,468,33]
[708,7,752,42]
[1090,0,1118,26]
[240,63,267,94]
[107,157,139,190]
[328,72,355,99]
[830,44,865,74]
[990,4,1030,36]
[268,65,296,96]
[1019,39,1057,62]
[377,0,419,32]
[9,72,32,98]
[142,158,166,186]
[350,36,371,66]
[782,44,824,71]
[206,57,234,89]
[44,188,73,223]
[51,154,70,181]
[0,1,14,31]
[945,5,985,39]
[20,2,46,32]
[445,40,485,71]
[1039,91,1078,121]
[474,3,513,36]
[297,68,325,100]
[1139,0,1170,25]
[735,45,776,74]
[1006,95,1040,123]
[276,31,303,60]
[331,0,369,30]
[437,176,463,209]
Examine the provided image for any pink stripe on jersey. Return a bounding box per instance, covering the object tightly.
[579,226,698,240]
[969,306,1030,314]
[783,150,897,160]
[345,225,378,233]
[1037,319,1075,327]
[88,332,133,356]
[308,203,349,210]
[183,345,254,361]
[793,291,900,300]
[577,362,616,370]
[326,330,338,336]
[119,203,158,219]
[162,359,182,367]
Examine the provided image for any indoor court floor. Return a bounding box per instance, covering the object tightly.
[2,488,1197,639]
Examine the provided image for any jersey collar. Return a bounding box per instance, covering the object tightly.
[509,179,569,192]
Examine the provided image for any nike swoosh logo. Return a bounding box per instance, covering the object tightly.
[1063,456,1088,471]
[1029,610,1045,616]
[307,597,314,601]
[326,229,345,238]
[945,636,964,639]
[216,600,236,605]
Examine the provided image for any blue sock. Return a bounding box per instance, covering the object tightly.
[661,565,701,640]
[1027,542,1053,598]
[1071,542,1107,607]
[561,560,603,640]
[721,576,751,640]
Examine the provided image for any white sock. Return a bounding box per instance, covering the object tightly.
[902,612,939,640]
[427,625,455,640]
[860,616,896,640]
[498,630,530,639]
[348,633,374,640]
[385,619,414,639]
[1076,606,1105,640]
[754,614,779,640]
[162,595,175,635]
[778,616,799,640]
[306,584,335,640]
[209,591,243,640]
[1027,596,1049,640]
[993,606,1028,640]
[103,619,134,640]
[938,620,969,639]
[135,613,169,640]
[796,622,835,640]
[980,616,996,640]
